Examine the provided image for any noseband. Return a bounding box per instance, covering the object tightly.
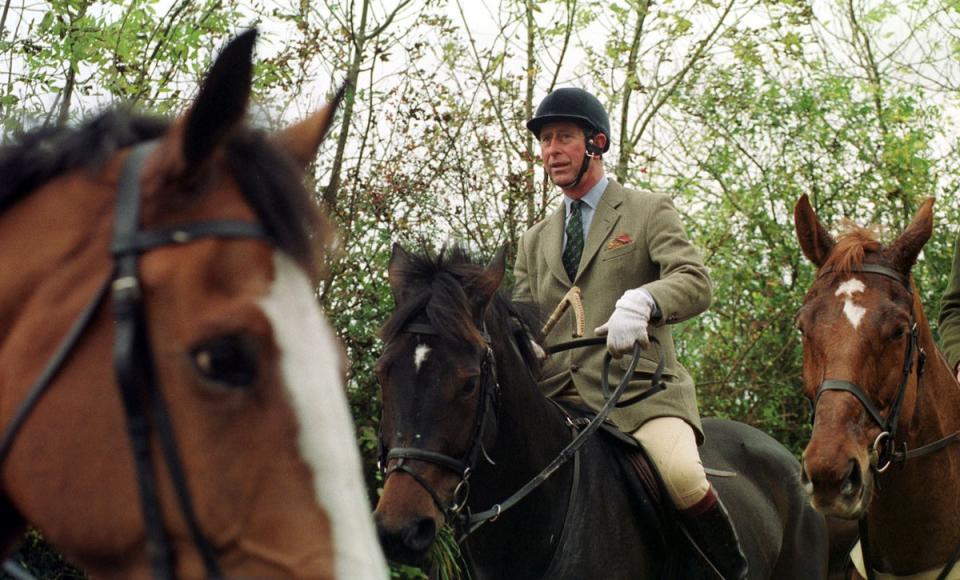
[379,321,501,524]
[811,264,932,473]
[0,142,271,579]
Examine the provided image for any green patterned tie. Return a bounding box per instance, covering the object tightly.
[563,200,585,281]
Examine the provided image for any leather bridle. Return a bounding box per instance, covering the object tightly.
[378,322,501,524]
[0,141,272,579]
[809,264,960,472]
[810,263,960,580]
[378,315,665,543]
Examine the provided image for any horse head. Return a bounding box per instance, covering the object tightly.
[0,30,385,578]
[373,244,510,565]
[793,194,933,519]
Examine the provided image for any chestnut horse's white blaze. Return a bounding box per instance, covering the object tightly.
[259,252,387,579]
[835,278,867,329]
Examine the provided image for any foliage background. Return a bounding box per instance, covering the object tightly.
[2,0,960,577]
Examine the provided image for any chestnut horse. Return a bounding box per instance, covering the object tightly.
[374,244,831,579]
[795,194,960,579]
[0,31,386,578]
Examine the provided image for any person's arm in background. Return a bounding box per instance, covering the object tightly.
[938,229,960,382]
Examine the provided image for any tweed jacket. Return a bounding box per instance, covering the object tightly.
[513,180,712,440]
[939,230,960,370]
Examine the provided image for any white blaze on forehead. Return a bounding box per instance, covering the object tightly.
[835,278,867,329]
[258,252,388,579]
[414,344,431,372]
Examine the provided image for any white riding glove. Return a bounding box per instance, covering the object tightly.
[595,288,656,359]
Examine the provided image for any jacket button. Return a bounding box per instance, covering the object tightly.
[571,364,580,372]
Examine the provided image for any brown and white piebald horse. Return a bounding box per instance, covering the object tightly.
[795,194,960,580]
[0,31,386,578]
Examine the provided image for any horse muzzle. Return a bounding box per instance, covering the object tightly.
[375,511,438,566]
[801,453,872,518]
[374,472,447,566]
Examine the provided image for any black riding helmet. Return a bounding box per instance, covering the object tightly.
[525,87,611,153]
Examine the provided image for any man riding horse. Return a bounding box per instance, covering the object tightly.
[513,87,748,579]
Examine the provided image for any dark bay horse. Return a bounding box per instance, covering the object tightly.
[374,244,830,579]
[795,195,960,579]
[0,31,386,578]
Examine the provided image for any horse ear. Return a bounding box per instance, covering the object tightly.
[887,197,934,274]
[387,243,414,304]
[468,246,506,316]
[272,84,346,169]
[180,29,257,170]
[794,194,835,267]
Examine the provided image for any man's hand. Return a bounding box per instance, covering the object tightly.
[595,288,656,358]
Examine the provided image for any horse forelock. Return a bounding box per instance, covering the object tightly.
[381,247,487,347]
[0,109,324,279]
[224,131,325,280]
[821,222,884,276]
[380,246,545,378]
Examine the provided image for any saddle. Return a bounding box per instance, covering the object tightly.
[552,399,711,579]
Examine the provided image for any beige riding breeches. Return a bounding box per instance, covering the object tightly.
[631,416,710,510]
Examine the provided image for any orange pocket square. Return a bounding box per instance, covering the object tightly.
[606,233,633,250]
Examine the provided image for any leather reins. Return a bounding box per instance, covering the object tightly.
[812,264,960,580]
[378,320,665,542]
[459,336,664,540]
[0,141,272,579]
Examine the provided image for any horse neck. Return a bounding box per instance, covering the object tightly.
[869,291,960,570]
[902,293,960,448]
[463,324,574,573]
[473,330,571,498]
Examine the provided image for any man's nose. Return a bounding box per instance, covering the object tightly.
[541,141,558,159]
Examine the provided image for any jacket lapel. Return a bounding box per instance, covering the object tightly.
[540,203,570,284]
[576,180,622,280]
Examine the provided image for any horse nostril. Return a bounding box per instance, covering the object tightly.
[841,459,862,497]
[403,517,437,553]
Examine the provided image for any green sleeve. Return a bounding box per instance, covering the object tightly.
[938,229,960,370]
[512,235,533,304]
[641,194,713,326]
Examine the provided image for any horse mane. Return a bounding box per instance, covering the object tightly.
[381,245,544,372]
[0,108,325,274]
[0,110,168,211]
[822,220,884,274]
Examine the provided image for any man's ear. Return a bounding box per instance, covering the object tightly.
[591,133,607,151]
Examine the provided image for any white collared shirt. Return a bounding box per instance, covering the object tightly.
[562,176,608,249]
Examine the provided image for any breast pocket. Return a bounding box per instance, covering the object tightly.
[601,243,636,262]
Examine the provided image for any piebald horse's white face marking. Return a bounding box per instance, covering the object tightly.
[258,252,388,579]
[414,344,431,372]
[835,278,867,329]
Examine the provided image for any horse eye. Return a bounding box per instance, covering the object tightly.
[190,336,259,389]
[462,376,480,396]
[891,326,906,340]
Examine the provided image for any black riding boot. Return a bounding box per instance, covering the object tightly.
[681,488,749,580]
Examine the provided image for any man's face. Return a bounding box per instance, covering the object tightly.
[538,121,586,188]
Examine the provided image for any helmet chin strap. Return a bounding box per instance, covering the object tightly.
[558,139,603,191]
